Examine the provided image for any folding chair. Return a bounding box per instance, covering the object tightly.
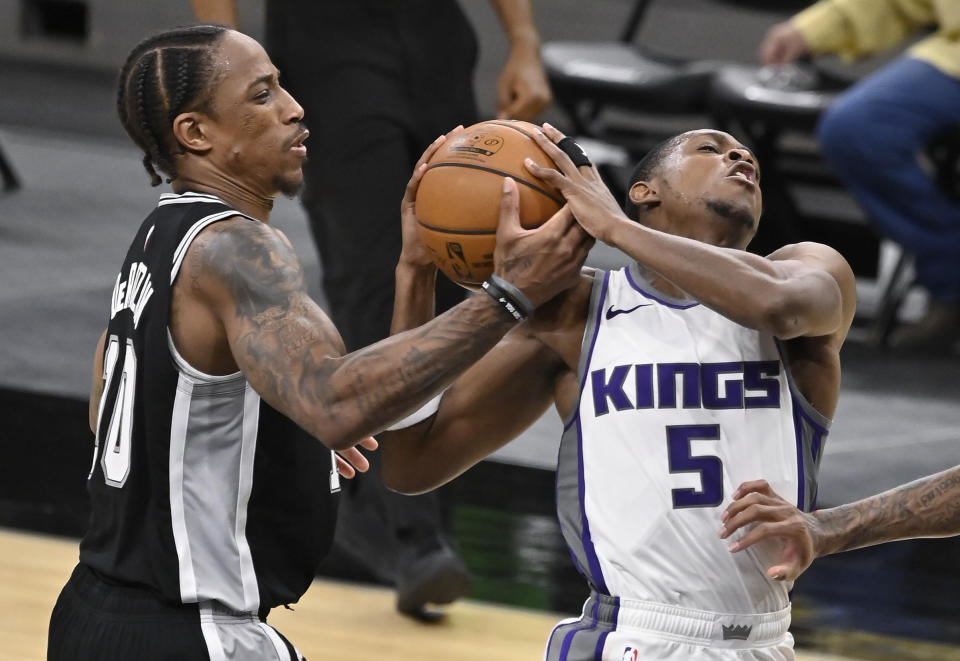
[541,0,724,199]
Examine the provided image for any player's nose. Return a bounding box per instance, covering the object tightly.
[726,147,755,167]
[280,87,304,124]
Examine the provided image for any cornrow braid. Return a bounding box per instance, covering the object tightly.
[133,53,163,186]
[117,24,228,186]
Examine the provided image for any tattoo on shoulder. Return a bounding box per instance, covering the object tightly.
[194,219,306,320]
[187,218,348,406]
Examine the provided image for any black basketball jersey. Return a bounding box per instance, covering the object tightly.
[80,191,340,613]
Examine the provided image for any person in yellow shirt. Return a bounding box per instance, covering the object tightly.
[761,0,960,351]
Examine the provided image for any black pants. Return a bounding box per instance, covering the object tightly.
[48,564,301,661]
[265,1,480,563]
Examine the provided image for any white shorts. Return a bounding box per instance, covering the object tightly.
[543,592,794,661]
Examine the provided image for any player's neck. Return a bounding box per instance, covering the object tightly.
[633,263,690,301]
[171,176,275,223]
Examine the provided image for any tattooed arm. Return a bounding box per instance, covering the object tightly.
[180,217,515,451]
[718,470,960,581]
[176,183,588,452]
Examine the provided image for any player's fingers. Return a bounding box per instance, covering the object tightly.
[768,562,803,581]
[720,502,782,538]
[335,455,356,479]
[496,177,522,240]
[524,156,566,190]
[731,479,774,500]
[572,232,596,266]
[337,447,370,474]
[726,520,784,553]
[548,203,592,239]
[532,124,601,182]
[540,203,577,235]
[530,127,581,179]
[405,133,450,204]
[540,122,566,143]
[402,162,429,209]
[558,208,596,250]
[358,436,378,451]
[722,489,773,523]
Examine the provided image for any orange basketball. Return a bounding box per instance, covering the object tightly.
[415,120,562,290]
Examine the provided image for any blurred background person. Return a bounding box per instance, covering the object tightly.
[191,0,553,620]
[760,0,960,352]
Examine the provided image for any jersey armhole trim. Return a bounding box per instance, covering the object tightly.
[563,269,610,432]
[169,209,258,285]
[167,328,242,384]
[774,339,831,432]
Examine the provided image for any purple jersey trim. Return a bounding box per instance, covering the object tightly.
[559,596,600,660]
[576,413,609,594]
[594,597,620,658]
[791,396,807,511]
[561,270,610,435]
[572,271,611,595]
[773,340,830,511]
[579,271,611,410]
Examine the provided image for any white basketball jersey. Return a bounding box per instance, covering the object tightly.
[556,265,830,615]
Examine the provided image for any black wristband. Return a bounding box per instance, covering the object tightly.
[481,279,527,321]
[557,136,592,168]
[488,274,534,318]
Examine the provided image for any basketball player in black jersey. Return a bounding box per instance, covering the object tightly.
[47,25,591,660]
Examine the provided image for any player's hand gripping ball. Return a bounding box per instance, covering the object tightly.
[414,120,562,290]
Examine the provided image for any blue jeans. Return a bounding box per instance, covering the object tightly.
[817,56,960,302]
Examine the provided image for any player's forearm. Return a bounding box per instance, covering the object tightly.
[191,0,238,27]
[315,295,515,450]
[391,262,439,335]
[812,466,960,556]
[381,333,558,494]
[603,214,816,336]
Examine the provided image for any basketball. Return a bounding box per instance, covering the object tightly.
[415,120,563,290]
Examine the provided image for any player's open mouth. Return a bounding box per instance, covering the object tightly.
[726,162,757,186]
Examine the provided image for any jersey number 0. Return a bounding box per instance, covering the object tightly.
[91,335,136,488]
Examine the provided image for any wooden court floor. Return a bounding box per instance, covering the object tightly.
[0,527,876,661]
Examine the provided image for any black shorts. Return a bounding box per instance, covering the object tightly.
[48,563,303,660]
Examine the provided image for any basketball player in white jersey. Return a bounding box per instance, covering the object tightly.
[48,27,592,661]
[382,124,857,660]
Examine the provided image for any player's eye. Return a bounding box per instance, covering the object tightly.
[698,144,720,153]
[254,89,271,102]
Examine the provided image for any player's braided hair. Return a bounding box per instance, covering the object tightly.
[117,25,228,186]
[623,134,686,221]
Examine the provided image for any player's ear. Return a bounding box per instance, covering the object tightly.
[172,111,213,154]
[628,180,658,209]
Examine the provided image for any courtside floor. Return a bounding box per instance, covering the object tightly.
[0,527,883,661]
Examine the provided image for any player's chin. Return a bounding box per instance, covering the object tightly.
[275,170,304,198]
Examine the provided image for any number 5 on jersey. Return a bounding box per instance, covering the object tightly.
[667,424,723,508]
[91,335,136,487]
